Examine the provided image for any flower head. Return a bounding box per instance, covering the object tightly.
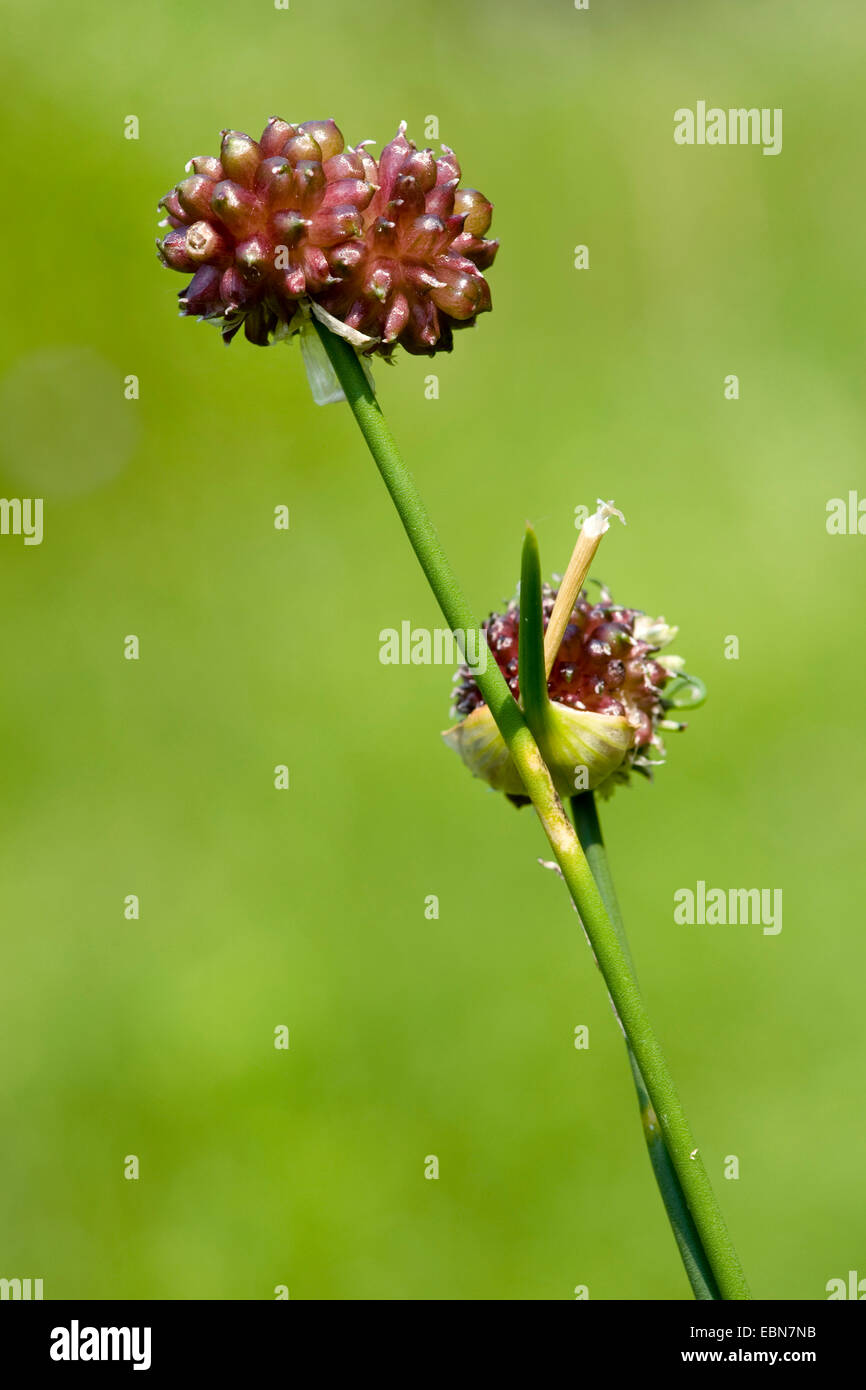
[319,122,498,356]
[156,118,377,345]
[157,118,497,361]
[446,583,699,800]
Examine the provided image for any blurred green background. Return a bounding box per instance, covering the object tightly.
[1,0,864,1300]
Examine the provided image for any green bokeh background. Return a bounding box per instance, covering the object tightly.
[1,0,864,1300]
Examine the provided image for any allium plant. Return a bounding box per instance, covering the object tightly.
[156,116,747,1302]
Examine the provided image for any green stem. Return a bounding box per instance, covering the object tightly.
[314,319,751,1301]
[571,791,721,1300]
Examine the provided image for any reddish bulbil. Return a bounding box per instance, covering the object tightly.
[157,119,498,356]
[453,586,672,753]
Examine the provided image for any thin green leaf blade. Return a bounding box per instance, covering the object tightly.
[519,526,553,739]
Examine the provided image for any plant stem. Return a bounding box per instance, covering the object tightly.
[314,319,751,1301]
[571,790,721,1300]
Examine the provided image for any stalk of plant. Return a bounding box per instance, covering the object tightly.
[570,790,721,1300]
[506,523,720,1298]
[313,319,750,1300]
[492,521,720,1297]
[451,518,718,1292]
[497,514,720,1296]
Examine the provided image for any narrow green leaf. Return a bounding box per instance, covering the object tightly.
[519,526,553,740]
